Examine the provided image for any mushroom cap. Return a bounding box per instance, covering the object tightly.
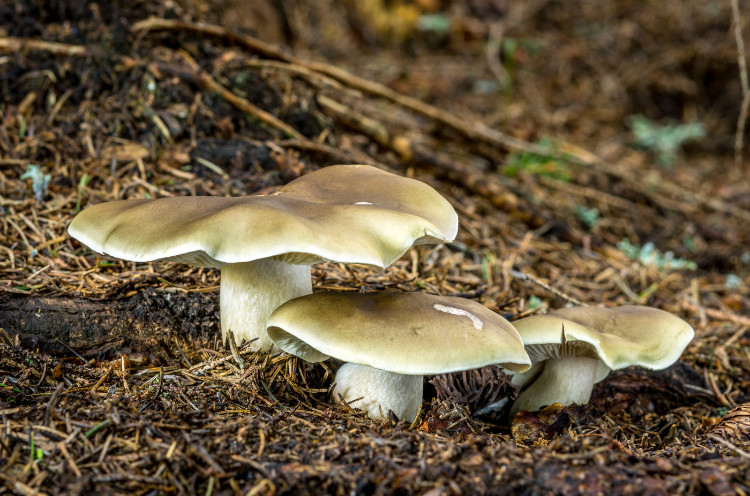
[511,305,694,371]
[266,291,531,375]
[68,165,458,269]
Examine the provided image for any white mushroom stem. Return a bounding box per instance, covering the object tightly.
[333,363,423,422]
[510,356,599,418]
[220,259,312,351]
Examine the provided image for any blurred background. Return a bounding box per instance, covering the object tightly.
[175,0,744,157]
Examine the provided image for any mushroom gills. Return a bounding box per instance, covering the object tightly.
[333,363,423,422]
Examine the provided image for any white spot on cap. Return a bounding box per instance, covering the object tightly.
[354,201,373,205]
[433,304,483,330]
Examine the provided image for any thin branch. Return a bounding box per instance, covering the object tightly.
[511,270,585,307]
[731,0,749,168]
[706,433,750,460]
[731,0,749,92]
[0,37,88,56]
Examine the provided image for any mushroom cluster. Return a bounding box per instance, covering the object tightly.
[69,163,695,424]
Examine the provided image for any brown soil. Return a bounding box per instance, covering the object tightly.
[1,0,749,494]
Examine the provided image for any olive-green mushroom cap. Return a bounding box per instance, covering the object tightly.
[267,292,531,375]
[68,164,458,268]
[512,305,695,370]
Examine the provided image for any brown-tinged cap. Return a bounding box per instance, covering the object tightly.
[511,305,694,370]
[267,291,531,374]
[68,165,458,268]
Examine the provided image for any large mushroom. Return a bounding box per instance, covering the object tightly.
[68,165,457,350]
[267,291,531,422]
[504,305,695,418]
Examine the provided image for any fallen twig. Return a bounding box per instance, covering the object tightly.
[511,270,585,307]
[706,433,750,459]
[731,0,749,169]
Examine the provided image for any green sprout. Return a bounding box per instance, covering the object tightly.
[1,383,23,393]
[629,115,705,166]
[76,172,91,213]
[29,431,44,461]
[85,419,111,439]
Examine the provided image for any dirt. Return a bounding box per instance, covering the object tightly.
[1,0,749,494]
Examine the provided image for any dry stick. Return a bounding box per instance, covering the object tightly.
[681,299,750,327]
[0,37,88,56]
[706,433,750,460]
[86,367,112,397]
[511,270,585,307]
[226,329,245,371]
[275,139,389,171]
[537,175,660,217]
[486,21,509,90]
[131,18,294,64]
[731,0,749,169]
[242,59,344,90]
[706,370,733,407]
[123,57,304,140]
[0,328,13,346]
[44,382,65,427]
[131,18,750,224]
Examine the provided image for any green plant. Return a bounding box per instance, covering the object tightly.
[629,115,705,166]
[575,205,599,228]
[29,431,44,461]
[20,164,51,201]
[528,295,543,311]
[416,13,451,34]
[617,239,697,271]
[501,138,571,181]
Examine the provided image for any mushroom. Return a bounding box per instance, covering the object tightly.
[266,291,531,422]
[504,305,695,417]
[68,165,457,350]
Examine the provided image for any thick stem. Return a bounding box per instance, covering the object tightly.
[510,356,599,418]
[333,363,423,422]
[220,259,312,351]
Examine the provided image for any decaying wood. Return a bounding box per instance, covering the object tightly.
[0,291,219,353]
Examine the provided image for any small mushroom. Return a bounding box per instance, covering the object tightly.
[504,305,695,418]
[267,291,531,422]
[68,165,457,350]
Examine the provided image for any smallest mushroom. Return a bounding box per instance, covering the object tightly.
[267,292,531,422]
[503,305,695,418]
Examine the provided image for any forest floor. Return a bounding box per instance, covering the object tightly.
[1,0,750,494]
